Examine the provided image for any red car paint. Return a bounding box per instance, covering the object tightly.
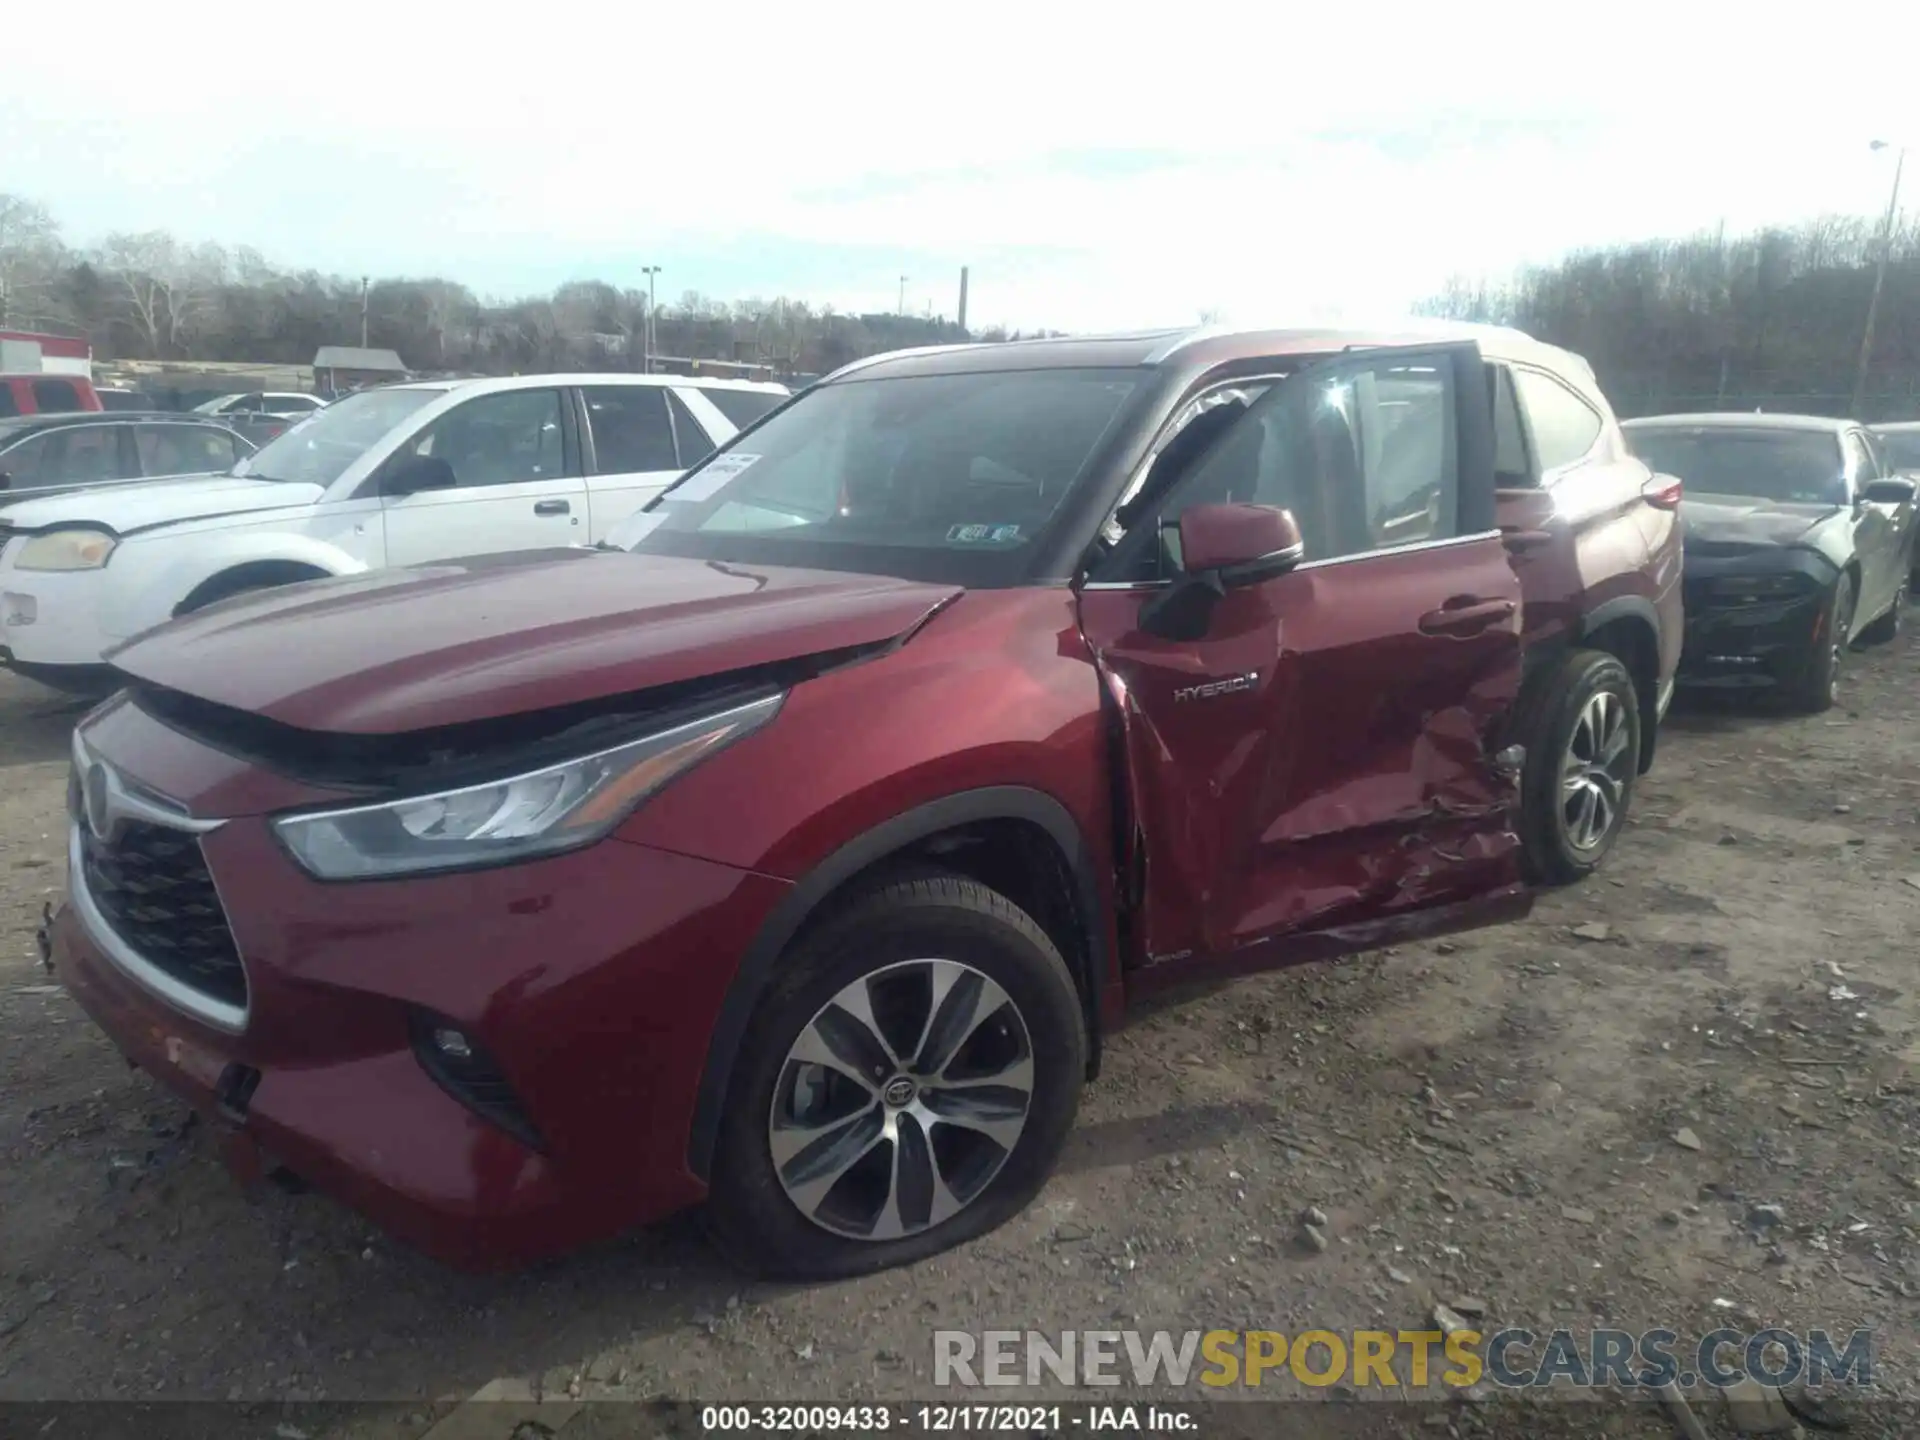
[0,372,103,417]
[46,325,1678,1269]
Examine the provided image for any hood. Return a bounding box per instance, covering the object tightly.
[107,548,962,734]
[0,474,322,534]
[1680,492,1839,549]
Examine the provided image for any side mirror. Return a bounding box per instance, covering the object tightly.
[1863,476,1917,506]
[1138,503,1305,642]
[380,454,456,496]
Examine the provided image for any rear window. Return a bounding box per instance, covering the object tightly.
[30,379,85,413]
[698,386,785,429]
[1626,426,1845,505]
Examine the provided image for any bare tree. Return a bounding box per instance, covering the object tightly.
[0,193,67,328]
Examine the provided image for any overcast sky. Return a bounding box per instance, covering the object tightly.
[4,2,1913,332]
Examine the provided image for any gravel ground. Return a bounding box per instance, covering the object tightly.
[2,623,1918,1439]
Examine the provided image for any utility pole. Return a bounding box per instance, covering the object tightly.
[359,276,370,348]
[898,274,908,315]
[957,266,969,334]
[640,265,661,373]
[1852,141,1906,420]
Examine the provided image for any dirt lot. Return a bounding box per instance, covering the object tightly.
[2,625,1918,1439]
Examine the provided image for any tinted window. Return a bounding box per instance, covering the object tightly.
[400,389,565,488]
[0,386,18,420]
[1150,355,1458,569]
[1513,368,1601,472]
[30,379,85,413]
[239,386,439,486]
[581,386,677,473]
[0,432,50,484]
[1489,365,1531,484]
[698,386,785,429]
[614,368,1142,587]
[668,390,716,467]
[1625,427,1845,505]
[1878,431,1920,470]
[137,423,241,476]
[15,426,129,486]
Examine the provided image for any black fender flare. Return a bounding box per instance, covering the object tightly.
[1573,594,1664,771]
[685,785,1110,1181]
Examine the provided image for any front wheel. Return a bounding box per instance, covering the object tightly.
[1788,574,1855,714]
[704,873,1086,1280]
[1514,649,1642,886]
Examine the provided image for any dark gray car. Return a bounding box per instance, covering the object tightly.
[0,413,257,504]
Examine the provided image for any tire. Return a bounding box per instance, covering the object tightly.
[1787,573,1855,714]
[1513,649,1642,886]
[703,873,1086,1280]
[1858,573,1907,645]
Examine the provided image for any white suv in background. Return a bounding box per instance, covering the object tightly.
[0,372,787,691]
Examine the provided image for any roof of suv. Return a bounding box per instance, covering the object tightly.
[0,411,239,438]
[1622,413,1853,434]
[1871,420,1920,434]
[822,320,1588,388]
[376,373,789,400]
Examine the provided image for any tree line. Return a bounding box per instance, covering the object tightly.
[1417,211,1920,421]
[0,192,1048,379]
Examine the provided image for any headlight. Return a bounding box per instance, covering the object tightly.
[274,691,784,880]
[14,528,118,571]
[1707,573,1814,601]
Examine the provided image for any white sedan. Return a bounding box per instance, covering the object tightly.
[0,372,786,691]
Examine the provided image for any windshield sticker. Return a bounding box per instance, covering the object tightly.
[946,523,1023,544]
[666,453,760,504]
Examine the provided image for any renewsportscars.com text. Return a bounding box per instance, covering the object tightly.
[933,1327,1873,1391]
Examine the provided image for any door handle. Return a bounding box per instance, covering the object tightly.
[534,499,571,516]
[1418,596,1516,636]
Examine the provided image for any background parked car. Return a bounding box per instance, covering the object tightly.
[95,388,157,412]
[0,413,256,503]
[1623,414,1917,711]
[192,391,327,420]
[0,374,103,417]
[0,373,787,691]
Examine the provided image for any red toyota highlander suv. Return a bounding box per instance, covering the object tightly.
[44,325,1681,1278]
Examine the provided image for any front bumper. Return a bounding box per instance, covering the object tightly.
[50,699,794,1270]
[0,562,121,669]
[1676,562,1833,691]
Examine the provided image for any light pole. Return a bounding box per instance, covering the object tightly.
[898,274,908,315]
[1851,140,1906,419]
[640,265,662,373]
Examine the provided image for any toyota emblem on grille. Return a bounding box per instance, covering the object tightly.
[83,761,115,843]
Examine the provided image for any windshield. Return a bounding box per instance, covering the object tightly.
[1877,430,1920,471]
[609,368,1142,585]
[235,387,440,485]
[1625,426,1845,505]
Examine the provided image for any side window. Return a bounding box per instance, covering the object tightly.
[1853,430,1886,482]
[1841,431,1873,494]
[41,426,128,484]
[0,385,19,419]
[1512,368,1602,474]
[580,386,677,473]
[1138,354,1460,575]
[1489,365,1532,485]
[697,386,784,429]
[30,379,84,413]
[398,389,566,488]
[137,424,241,476]
[0,433,51,484]
[667,390,718,467]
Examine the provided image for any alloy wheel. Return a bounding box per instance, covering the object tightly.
[1559,689,1633,852]
[769,958,1035,1241]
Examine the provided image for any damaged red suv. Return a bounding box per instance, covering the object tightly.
[46,325,1679,1278]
